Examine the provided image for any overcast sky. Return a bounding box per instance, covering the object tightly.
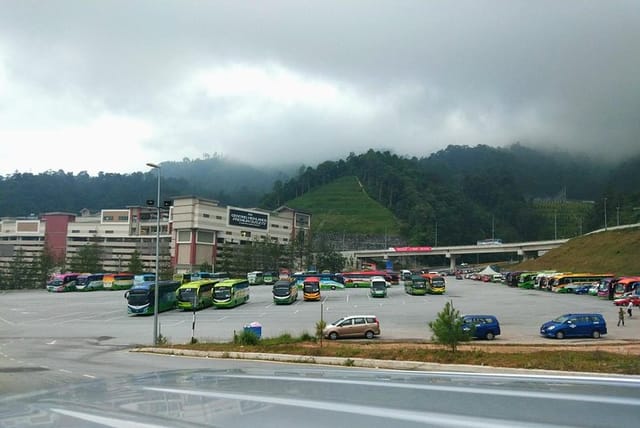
[1,1,638,176]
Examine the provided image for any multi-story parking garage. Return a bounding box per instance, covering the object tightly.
[0,196,311,276]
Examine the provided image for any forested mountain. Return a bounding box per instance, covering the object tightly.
[1,145,638,246]
[260,145,640,246]
[0,156,291,217]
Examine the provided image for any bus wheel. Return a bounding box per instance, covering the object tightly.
[329,332,338,340]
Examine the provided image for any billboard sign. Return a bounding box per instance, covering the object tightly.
[228,208,269,230]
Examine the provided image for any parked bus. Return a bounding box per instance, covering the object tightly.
[405,275,427,295]
[303,276,321,301]
[369,276,388,298]
[46,273,80,292]
[518,272,538,289]
[247,271,264,285]
[549,273,614,293]
[614,276,640,298]
[213,279,250,308]
[173,272,192,284]
[111,273,135,290]
[76,273,104,291]
[272,279,299,304]
[339,270,392,288]
[133,273,155,287]
[125,280,180,315]
[422,273,446,294]
[176,279,217,310]
[262,271,278,285]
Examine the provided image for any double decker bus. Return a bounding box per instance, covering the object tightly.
[272,279,298,304]
[303,277,321,301]
[176,279,218,310]
[422,273,446,294]
[126,280,180,315]
[213,279,250,308]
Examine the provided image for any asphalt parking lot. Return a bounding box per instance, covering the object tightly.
[1,278,638,345]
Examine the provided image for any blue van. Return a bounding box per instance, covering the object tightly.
[461,315,501,340]
[540,313,607,339]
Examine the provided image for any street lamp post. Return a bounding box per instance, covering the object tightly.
[146,162,161,345]
[604,197,608,230]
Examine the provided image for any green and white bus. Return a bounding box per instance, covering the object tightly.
[213,279,250,308]
[176,279,217,310]
[247,271,264,285]
[272,279,298,305]
[405,275,427,295]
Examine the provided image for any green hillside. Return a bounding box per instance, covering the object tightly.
[514,227,640,275]
[532,200,595,240]
[286,176,401,235]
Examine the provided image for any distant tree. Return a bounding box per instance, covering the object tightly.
[313,236,345,272]
[428,301,472,352]
[33,243,57,289]
[199,261,212,272]
[127,250,145,274]
[68,241,103,273]
[159,243,173,280]
[4,248,35,289]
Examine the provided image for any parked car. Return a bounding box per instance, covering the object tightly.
[613,295,640,307]
[323,315,380,340]
[461,315,501,340]
[540,313,607,339]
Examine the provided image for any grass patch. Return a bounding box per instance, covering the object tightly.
[160,340,640,375]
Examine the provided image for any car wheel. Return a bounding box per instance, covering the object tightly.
[365,330,375,339]
[329,332,338,340]
[592,330,601,339]
[555,331,565,339]
[485,331,495,340]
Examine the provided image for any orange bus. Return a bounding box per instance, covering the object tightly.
[303,276,321,301]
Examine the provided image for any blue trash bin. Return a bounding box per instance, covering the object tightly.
[244,322,262,338]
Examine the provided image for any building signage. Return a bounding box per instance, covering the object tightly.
[228,208,268,230]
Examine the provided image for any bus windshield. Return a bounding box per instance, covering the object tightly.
[273,284,291,297]
[177,287,197,302]
[214,287,231,300]
[304,283,320,293]
[128,289,151,306]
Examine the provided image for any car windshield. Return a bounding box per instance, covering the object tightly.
[552,315,570,323]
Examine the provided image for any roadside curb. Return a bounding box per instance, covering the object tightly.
[131,347,638,378]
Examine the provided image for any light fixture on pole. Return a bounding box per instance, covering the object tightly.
[146,162,161,345]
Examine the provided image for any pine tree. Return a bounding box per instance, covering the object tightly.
[428,301,472,352]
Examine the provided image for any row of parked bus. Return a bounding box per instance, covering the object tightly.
[125,278,251,315]
[46,272,139,292]
[503,271,640,298]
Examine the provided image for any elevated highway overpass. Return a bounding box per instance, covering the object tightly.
[342,239,569,271]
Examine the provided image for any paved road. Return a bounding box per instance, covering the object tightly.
[1,279,638,397]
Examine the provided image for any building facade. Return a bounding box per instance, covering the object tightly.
[0,196,311,282]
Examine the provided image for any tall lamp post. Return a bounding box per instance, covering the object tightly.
[146,162,161,345]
